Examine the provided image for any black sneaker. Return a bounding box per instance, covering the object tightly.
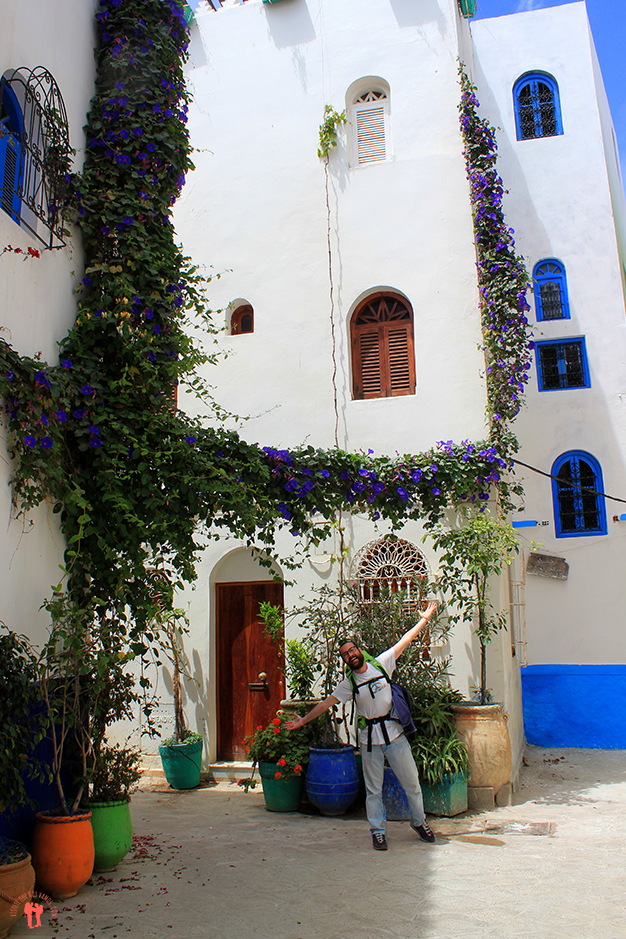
[411,822,435,843]
[372,832,388,851]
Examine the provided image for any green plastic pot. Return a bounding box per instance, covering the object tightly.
[159,737,203,790]
[259,762,303,812]
[86,799,133,872]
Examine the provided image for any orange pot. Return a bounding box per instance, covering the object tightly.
[0,853,36,939]
[31,811,94,900]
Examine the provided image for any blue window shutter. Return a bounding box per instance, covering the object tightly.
[551,452,607,537]
[0,130,22,224]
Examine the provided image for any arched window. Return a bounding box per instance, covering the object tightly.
[347,79,390,166]
[350,292,415,399]
[231,303,254,335]
[351,536,431,656]
[533,259,570,321]
[551,451,607,537]
[0,67,70,248]
[513,73,562,141]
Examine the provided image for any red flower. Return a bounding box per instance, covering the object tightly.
[272,718,281,726]
[278,758,286,767]
[274,771,281,779]
[256,725,263,730]
[294,765,302,774]
[273,727,280,734]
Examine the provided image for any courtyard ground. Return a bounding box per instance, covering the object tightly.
[10,745,626,939]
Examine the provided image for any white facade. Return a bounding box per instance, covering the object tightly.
[0,1,97,645]
[174,0,526,777]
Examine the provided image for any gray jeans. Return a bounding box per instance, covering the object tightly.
[361,732,425,834]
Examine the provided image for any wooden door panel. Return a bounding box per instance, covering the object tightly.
[216,581,284,761]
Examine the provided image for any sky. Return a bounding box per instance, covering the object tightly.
[187,0,625,178]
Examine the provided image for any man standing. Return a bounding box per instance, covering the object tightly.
[284,601,438,850]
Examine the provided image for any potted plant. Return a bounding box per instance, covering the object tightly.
[82,743,142,872]
[157,610,204,790]
[237,713,316,812]
[0,837,36,939]
[431,511,519,807]
[410,687,470,817]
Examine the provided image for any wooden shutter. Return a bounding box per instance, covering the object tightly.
[356,106,386,164]
[357,330,382,398]
[387,327,412,395]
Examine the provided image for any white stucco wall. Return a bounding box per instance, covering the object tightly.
[0,1,97,645]
[472,3,626,667]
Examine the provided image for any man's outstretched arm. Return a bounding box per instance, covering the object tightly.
[283,695,339,731]
[392,601,438,660]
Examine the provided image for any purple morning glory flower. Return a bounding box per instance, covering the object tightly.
[147,143,156,152]
[40,415,48,426]
[216,451,224,458]
[61,359,72,369]
[397,487,408,501]
[145,309,154,319]
[35,371,47,385]
[82,385,93,395]
[90,438,102,449]
[153,325,161,334]
[133,127,143,136]
[89,426,100,436]
[186,436,196,445]
[41,437,53,449]
[56,410,67,422]
[432,487,441,496]
[5,370,14,380]
[123,216,134,225]
[74,409,85,419]
[24,435,37,447]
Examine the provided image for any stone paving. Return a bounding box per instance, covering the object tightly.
[10,746,626,939]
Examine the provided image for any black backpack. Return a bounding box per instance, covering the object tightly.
[346,652,417,751]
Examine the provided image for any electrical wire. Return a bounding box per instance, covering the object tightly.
[511,457,626,506]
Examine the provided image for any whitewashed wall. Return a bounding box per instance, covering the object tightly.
[0,1,97,645]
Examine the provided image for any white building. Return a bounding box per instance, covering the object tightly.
[0,1,96,646]
[171,0,626,783]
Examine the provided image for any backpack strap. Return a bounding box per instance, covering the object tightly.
[347,652,394,750]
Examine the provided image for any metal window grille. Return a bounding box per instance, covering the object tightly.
[518,79,558,139]
[538,341,586,390]
[539,281,563,319]
[556,458,601,532]
[0,67,70,248]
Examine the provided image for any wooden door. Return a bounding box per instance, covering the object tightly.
[216,581,284,761]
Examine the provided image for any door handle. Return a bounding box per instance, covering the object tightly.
[249,671,269,693]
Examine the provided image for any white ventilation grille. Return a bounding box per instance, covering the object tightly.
[355,106,386,164]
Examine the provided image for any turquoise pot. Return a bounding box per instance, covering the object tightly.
[87,799,133,872]
[259,763,303,812]
[159,737,203,790]
[306,747,359,816]
[422,774,468,817]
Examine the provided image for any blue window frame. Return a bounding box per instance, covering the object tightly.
[0,82,24,225]
[533,259,570,321]
[551,451,607,537]
[513,73,563,141]
[536,338,589,391]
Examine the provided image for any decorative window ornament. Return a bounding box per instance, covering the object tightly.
[513,72,563,141]
[351,292,415,399]
[551,452,607,537]
[351,537,430,608]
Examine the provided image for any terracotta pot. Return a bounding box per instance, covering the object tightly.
[0,853,36,939]
[31,811,94,900]
[451,703,511,793]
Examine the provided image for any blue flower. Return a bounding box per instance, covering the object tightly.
[147,143,156,152]
[61,359,73,369]
[340,471,351,481]
[123,216,134,225]
[133,127,143,136]
[397,487,408,501]
[82,385,94,395]
[145,308,154,319]
[41,437,53,449]
[89,426,100,436]
[40,415,49,426]
[74,409,85,419]
[82,276,92,286]
[318,469,330,478]
[24,435,37,447]
[35,371,48,385]
[431,487,441,496]
[56,410,67,422]
[5,370,14,380]
[186,436,196,445]
[119,129,129,139]
[153,325,161,334]
[411,471,422,482]
[216,451,224,458]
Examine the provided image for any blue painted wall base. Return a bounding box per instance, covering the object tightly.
[521,664,626,749]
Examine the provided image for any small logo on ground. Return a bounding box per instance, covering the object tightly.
[10,891,58,930]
